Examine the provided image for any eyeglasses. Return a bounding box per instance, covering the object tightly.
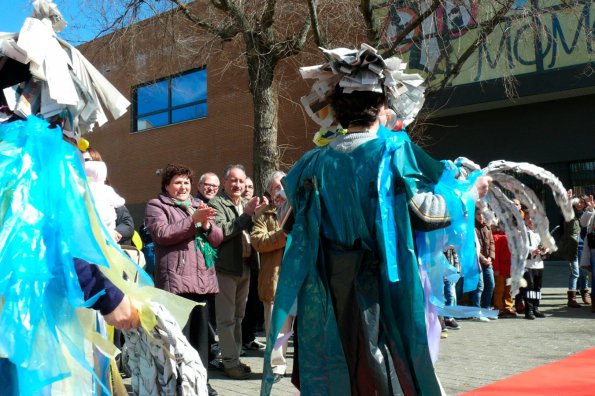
[245,185,254,190]
[202,183,219,189]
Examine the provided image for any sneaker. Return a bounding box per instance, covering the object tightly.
[223,364,250,380]
[472,317,490,322]
[243,340,266,351]
[444,318,460,330]
[488,316,498,320]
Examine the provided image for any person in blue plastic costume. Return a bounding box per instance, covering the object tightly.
[261,45,492,395]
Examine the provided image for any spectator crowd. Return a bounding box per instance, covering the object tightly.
[85,146,595,396]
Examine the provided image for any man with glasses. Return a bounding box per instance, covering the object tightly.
[197,172,220,203]
[243,177,255,199]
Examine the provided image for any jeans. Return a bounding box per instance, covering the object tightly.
[568,259,588,290]
[480,265,495,309]
[443,279,456,319]
[469,270,484,308]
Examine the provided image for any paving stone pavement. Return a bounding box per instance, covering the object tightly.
[129,261,595,395]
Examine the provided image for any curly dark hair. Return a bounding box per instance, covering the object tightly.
[330,85,387,128]
[161,163,194,193]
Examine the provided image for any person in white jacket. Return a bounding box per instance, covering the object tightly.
[523,213,549,320]
[83,151,125,235]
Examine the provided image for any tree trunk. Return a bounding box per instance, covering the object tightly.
[247,53,279,196]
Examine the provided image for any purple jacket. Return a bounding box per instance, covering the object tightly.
[145,193,223,295]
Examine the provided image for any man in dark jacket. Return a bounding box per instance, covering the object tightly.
[557,194,589,307]
[209,164,267,380]
[115,205,135,246]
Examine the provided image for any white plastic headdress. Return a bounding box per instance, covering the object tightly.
[0,0,130,136]
[299,43,426,136]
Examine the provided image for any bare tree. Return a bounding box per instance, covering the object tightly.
[89,0,590,183]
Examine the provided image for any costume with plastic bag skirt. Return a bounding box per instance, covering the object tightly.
[0,117,202,395]
[260,126,479,395]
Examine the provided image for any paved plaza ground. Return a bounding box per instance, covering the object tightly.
[207,261,595,395]
[121,260,594,394]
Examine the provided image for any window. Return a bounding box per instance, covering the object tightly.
[133,67,207,132]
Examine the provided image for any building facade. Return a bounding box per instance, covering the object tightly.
[82,1,594,227]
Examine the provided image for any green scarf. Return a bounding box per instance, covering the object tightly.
[173,198,218,269]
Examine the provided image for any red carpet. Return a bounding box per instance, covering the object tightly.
[461,347,595,395]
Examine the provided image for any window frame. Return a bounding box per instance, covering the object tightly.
[132,66,207,132]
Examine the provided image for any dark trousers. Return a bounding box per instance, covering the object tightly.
[241,267,264,344]
[323,242,398,396]
[521,268,543,310]
[180,293,215,371]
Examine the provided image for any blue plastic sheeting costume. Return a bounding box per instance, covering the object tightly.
[0,117,167,395]
[262,126,485,395]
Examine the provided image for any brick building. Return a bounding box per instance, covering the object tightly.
[81,1,595,227]
[79,18,317,224]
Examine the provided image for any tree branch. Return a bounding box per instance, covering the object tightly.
[307,0,326,48]
[261,0,277,32]
[216,0,251,33]
[438,0,516,91]
[359,0,381,47]
[380,0,442,59]
[273,16,312,61]
[93,1,144,40]
[170,0,240,40]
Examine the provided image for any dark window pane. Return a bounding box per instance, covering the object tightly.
[137,80,169,115]
[172,103,207,123]
[172,70,207,107]
[137,111,169,131]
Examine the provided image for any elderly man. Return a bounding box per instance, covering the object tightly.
[209,164,267,379]
[243,177,255,199]
[251,171,292,383]
[196,172,220,203]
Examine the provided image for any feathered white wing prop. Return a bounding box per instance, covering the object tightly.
[483,161,573,295]
[456,158,573,295]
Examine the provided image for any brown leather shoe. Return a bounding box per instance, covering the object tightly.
[580,289,591,304]
[223,364,250,380]
[567,291,582,308]
[239,362,252,373]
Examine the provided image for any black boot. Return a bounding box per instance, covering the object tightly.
[533,299,545,318]
[524,298,535,320]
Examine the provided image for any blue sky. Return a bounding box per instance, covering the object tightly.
[1,0,167,45]
[1,1,99,44]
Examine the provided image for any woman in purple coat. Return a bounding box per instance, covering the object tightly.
[145,163,223,396]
